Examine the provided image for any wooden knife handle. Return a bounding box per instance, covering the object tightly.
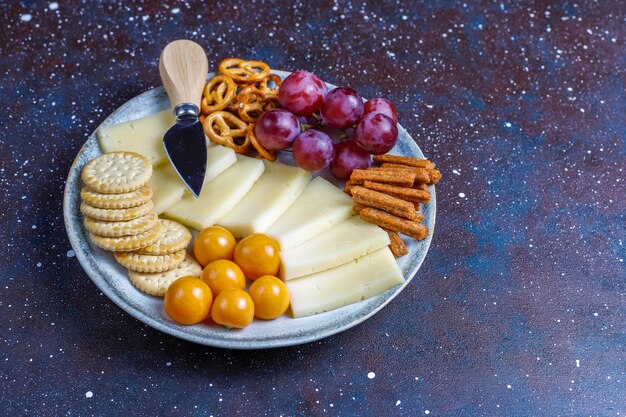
[159,40,208,110]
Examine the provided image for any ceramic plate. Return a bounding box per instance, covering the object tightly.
[63,70,436,349]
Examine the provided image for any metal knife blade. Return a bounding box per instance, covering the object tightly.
[163,106,207,198]
[158,39,209,197]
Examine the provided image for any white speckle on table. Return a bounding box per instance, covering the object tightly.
[20,14,32,22]
[459,192,466,198]
[85,391,93,398]
[367,372,375,379]
[576,359,580,367]
[49,2,58,10]
[171,7,180,14]
[396,400,401,406]
[67,250,75,257]
[425,411,430,415]
[507,384,512,389]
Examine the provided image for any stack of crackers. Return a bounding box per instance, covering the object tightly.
[344,154,442,257]
[80,152,201,296]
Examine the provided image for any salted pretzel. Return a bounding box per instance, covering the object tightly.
[246,124,277,162]
[255,74,282,97]
[218,58,271,83]
[201,75,236,114]
[202,111,251,154]
[235,86,280,122]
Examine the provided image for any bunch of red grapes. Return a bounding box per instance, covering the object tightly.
[254,71,399,180]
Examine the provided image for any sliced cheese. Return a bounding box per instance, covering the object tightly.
[279,216,390,280]
[202,144,237,183]
[264,176,353,251]
[97,110,174,166]
[217,161,310,237]
[149,143,237,214]
[164,155,265,230]
[149,163,186,214]
[286,247,404,318]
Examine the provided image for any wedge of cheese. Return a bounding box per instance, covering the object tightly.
[279,216,390,280]
[264,176,353,250]
[149,143,237,214]
[97,110,174,166]
[164,155,265,230]
[286,247,404,318]
[217,161,310,237]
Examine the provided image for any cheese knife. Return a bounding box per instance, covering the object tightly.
[159,39,209,197]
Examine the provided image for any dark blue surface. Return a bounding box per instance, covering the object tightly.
[1,1,624,416]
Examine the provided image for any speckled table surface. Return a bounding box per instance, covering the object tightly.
[1,1,624,416]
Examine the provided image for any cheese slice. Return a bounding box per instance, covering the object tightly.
[164,156,265,230]
[286,247,404,318]
[264,176,353,251]
[97,110,174,166]
[149,163,186,214]
[149,143,237,214]
[202,144,237,184]
[279,216,390,280]
[217,161,310,237]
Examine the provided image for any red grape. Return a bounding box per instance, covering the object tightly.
[320,87,364,129]
[330,139,371,180]
[278,71,328,116]
[363,98,398,123]
[255,109,300,151]
[292,129,335,172]
[354,113,398,155]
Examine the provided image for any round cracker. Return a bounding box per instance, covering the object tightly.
[89,222,162,251]
[81,186,153,209]
[128,255,202,297]
[84,211,158,237]
[80,200,154,221]
[81,152,152,193]
[136,219,192,255]
[114,249,186,273]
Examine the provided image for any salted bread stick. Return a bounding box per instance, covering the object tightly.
[359,207,429,240]
[385,230,408,257]
[363,181,430,203]
[379,163,430,184]
[350,169,416,187]
[373,154,435,169]
[351,186,418,221]
[428,169,442,185]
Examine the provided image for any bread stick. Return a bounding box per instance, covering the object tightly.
[385,230,408,257]
[351,186,418,220]
[350,169,416,187]
[359,207,429,240]
[363,181,430,203]
[373,154,435,169]
[380,163,430,184]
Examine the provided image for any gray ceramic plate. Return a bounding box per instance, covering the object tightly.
[63,70,436,349]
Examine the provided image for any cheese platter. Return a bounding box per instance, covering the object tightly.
[63,54,438,349]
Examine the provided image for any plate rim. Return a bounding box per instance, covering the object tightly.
[63,71,436,349]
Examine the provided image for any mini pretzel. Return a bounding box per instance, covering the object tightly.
[201,75,236,114]
[202,111,251,154]
[246,124,276,161]
[219,58,270,83]
[255,74,282,97]
[236,86,279,123]
[236,86,266,122]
